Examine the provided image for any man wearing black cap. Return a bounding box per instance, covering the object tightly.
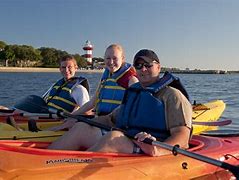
[49,49,192,157]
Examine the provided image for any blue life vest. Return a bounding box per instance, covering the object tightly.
[116,72,188,141]
[45,77,89,113]
[95,63,134,115]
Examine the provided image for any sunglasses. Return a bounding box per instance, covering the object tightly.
[134,61,156,70]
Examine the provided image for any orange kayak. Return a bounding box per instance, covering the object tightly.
[0,134,238,179]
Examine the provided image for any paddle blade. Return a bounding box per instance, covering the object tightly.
[201,129,239,137]
[14,95,49,113]
[193,119,232,126]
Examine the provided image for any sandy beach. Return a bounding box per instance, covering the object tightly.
[0,67,103,73]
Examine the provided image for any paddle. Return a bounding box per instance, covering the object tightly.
[48,108,239,178]
[49,108,113,131]
[11,95,94,119]
[192,119,232,126]
[201,129,239,137]
[0,112,60,120]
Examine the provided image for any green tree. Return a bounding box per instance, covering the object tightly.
[73,53,87,68]
[0,45,15,66]
[56,50,68,64]
[0,41,105,68]
[38,47,59,67]
[0,40,7,50]
[10,45,41,67]
[38,47,68,67]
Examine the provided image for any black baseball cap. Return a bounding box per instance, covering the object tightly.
[133,49,160,65]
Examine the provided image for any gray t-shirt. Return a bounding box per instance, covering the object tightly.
[156,86,192,130]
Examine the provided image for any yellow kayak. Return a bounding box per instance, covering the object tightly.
[192,100,226,134]
[0,100,226,141]
[0,123,64,142]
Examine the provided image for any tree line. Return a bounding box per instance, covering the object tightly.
[0,40,104,68]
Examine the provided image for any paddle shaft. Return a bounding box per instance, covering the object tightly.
[49,108,122,132]
[49,108,239,178]
[0,112,59,119]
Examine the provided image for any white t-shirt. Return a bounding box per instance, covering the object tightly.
[71,84,89,112]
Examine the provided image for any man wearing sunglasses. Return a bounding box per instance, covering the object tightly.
[49,49,192,157]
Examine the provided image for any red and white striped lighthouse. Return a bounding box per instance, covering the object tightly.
[83,40,93,65]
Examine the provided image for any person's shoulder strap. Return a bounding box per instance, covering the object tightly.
[74,76,90,93]
[54,78,65,86]
[163,72,190,100]
[42,78,65,99]
[100,69,110,81]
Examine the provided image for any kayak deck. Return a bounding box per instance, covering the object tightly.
[0,135,238,179]
[192,100,226,134]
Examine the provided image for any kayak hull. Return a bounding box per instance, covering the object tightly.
[0,135,238,179]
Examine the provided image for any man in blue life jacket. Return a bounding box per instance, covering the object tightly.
[43,55,90,113]
[48,49,192,157]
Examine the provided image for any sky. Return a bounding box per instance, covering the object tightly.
[0,0,239,71]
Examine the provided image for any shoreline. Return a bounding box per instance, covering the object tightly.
[1,67,238,74]
[0,67,103,73]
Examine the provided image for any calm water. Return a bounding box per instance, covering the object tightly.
[0,72,238,130]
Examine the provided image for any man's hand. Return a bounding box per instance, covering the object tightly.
[133,132,159,156]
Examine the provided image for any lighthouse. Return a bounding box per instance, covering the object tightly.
[83,40,93,66]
